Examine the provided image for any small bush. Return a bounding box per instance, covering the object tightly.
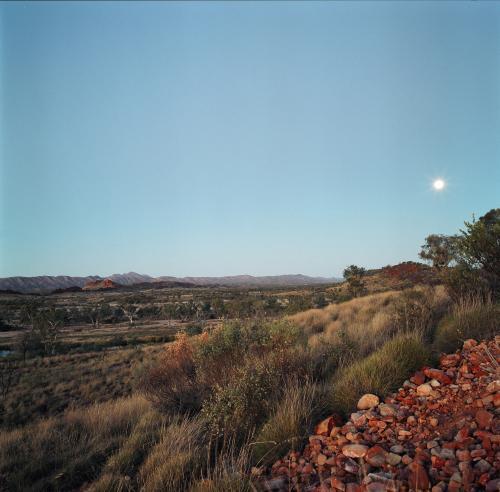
[142,334,203,414]
[185,324,203,337]
[194,320,303,391]
[200,358,280,443]
[329,333,428,416]
[433,298,499,353]
[252,380,324,465]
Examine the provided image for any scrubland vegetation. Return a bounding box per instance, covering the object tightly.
[0,208,498,490]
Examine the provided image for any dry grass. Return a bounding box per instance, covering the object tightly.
[252,379,324,465]
[328,332,429,416]
[137,416,205,491]
[433,296,499,353]
[0,395,156,491]
[293,286,449,357]
[0,344,164,428]
[189,441,255,492]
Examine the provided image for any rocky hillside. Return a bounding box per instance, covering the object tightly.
[0,272,340,294]
[260,338,499,491]
[82,279,122,291]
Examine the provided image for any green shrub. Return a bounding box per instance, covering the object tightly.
[200,359,280,443]
[194,320,303,391]
[329,332,428,416]
[185,324,203,337]
[252,380,324,465]
[433,299,499,353]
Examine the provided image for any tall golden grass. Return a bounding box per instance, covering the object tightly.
[292,286,449,356]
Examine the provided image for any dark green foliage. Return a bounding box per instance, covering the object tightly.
[343,265,367,297]
[419,234,458,270]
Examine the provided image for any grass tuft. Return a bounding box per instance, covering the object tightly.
[329,332,429,416]
[433,297,499,353]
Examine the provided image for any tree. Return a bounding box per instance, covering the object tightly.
[211,298,227,319]
[457,209,499,274]
[37,308,63,355]
[85,304,103,329]
[313,293,328,308]
[454,208,500,297]
[419,234,458,270]
[120,302,140,328]
[17,307,63,358]
[343,265,366,298]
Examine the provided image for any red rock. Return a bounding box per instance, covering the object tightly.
[315,416,335,436]
[345,483,361,492]
[408,462,430,490]
[365,445,387,467]
[350,412,367,428]
[402,454,413,465]
[431,456,446,469]
[331,477,346,491]
[485,380,500,394]
[357,394,379,410]
[463,339,478,349]
[260,338,500,492]
[455,427,469,442]
[440,354,460,368]
[424,368,453,385]
[416,383,433,396]
[494,393,500,407]
[317,453,328,465]
[342,444,368,459]
[486,479,500,492]
[343,458,360,474]
[470,449,487,458]
[456,450,470,461]
[475,409,493,429]
[411,371,426,385]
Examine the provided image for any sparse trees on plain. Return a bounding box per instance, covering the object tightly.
[120,302,140,328]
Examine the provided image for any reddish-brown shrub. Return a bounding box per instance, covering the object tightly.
[142,334,204,414]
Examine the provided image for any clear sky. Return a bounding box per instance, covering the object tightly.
[1,1,499,278]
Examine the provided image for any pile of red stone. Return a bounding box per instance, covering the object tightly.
[259,337,499,491]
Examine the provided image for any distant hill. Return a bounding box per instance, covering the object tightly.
[0,272,340,294]
[0,275,101,294]
[82,279,122,291]
[156,274,339,287]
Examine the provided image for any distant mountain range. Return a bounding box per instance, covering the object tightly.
[0,272,341,294]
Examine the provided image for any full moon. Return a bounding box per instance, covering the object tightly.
[433,179,446,191]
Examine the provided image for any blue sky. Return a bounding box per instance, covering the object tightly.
[1,1,499,278]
